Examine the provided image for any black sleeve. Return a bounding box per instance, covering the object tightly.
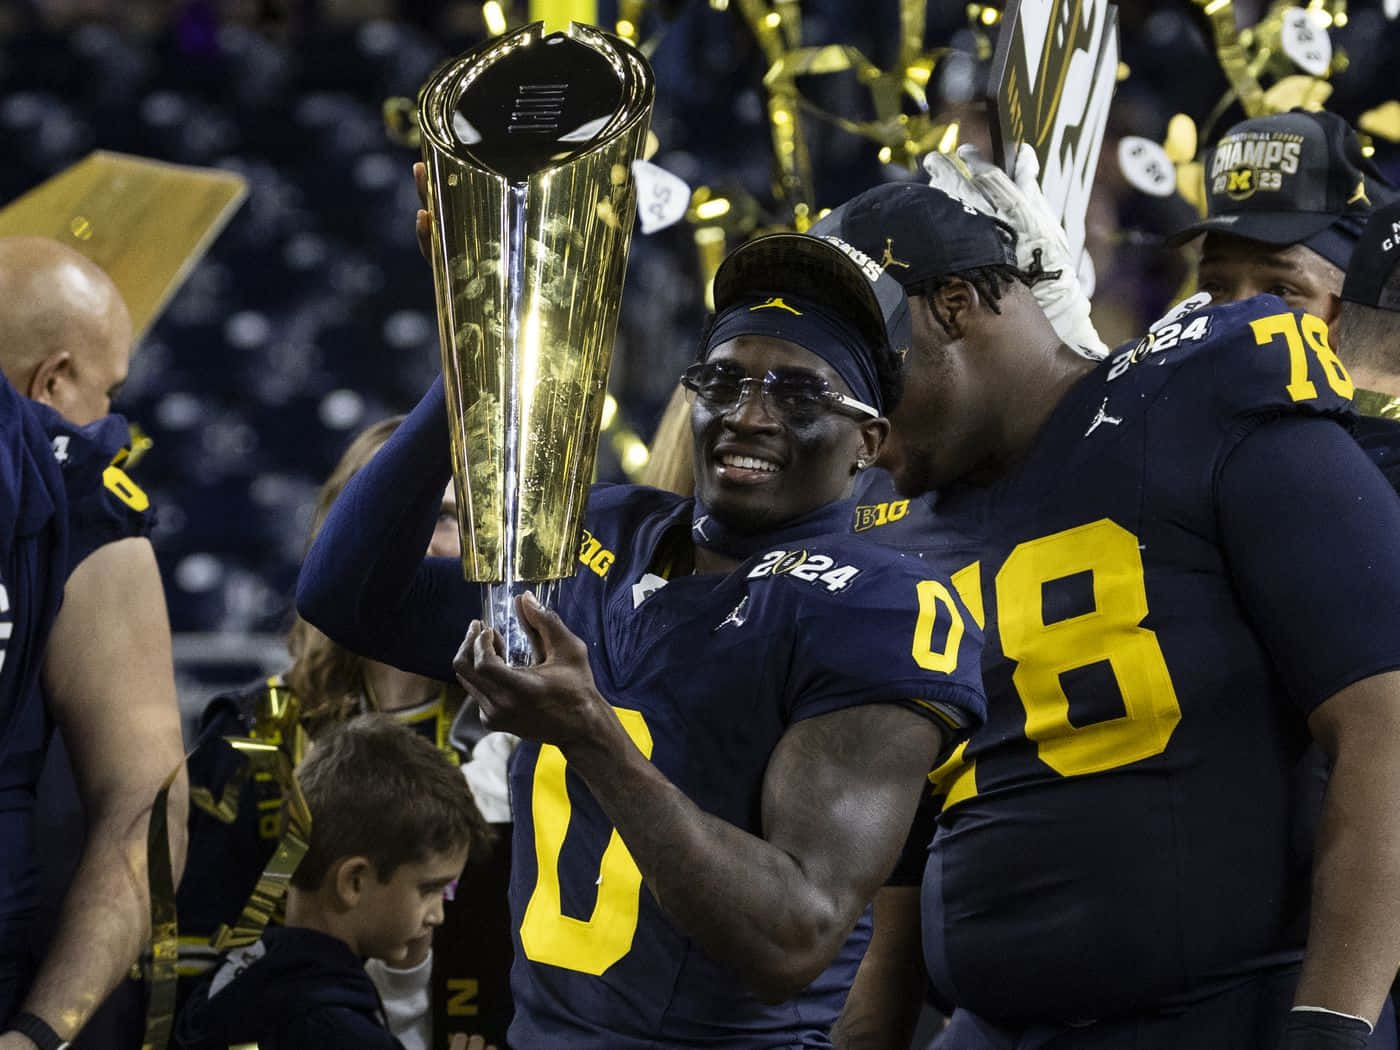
[1216,415,1400,715]
[295,376,477,682]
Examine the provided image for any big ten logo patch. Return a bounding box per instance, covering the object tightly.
[1210,133,1303,201]
[578,529,614,577]
[853,499,910,532]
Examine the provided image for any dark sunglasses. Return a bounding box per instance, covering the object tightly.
[680,362,878,423]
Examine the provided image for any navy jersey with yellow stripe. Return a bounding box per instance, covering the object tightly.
[902,294,1400,1025]
[32,405,153,575]
[0,378,67,997]
[21,407,154,955]
[507,484,984,1050]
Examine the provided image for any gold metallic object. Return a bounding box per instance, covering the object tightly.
[730,0,986,224]
[1262,74,1333,112]
[1354,389,1400,421]
[1360,101,1400,143]
[418,21,653,663]
[383,96,422,149]
[210,738,312,951]
[139,761,185,1050]
[190,678,305,821]
[0,151,246,342]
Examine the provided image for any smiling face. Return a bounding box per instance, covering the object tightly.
[689,335,884,534]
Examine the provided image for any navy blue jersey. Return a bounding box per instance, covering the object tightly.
[297,378,987,1048]
[17,406,154,1021]
[507,485,984,1050]
[0,377,67,999]
[31,405,153,575]
[849,468,940,554]
[903,295,1400,1025]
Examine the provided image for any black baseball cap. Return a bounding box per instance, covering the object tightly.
[808,182,1015,290]
[1341,198,1400,311]
[1169,109,1385,267]
[713,230,912,356]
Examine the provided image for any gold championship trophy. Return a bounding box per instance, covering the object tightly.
[418,22,654,665]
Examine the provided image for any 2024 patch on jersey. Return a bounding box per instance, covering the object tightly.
[904,295,1365,1024]
[506,485,985,1050]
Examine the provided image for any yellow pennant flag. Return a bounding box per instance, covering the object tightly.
[0,151,246,342]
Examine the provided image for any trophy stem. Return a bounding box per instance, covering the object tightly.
[481,579,562,667]
[489,182,536,668]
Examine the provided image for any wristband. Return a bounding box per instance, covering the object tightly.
[6,1012,71,1050]
[1280,1007,1373,1049]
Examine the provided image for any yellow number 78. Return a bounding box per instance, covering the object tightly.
[1250,312,1353,402]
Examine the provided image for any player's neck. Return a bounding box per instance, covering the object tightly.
[986,335,1096,476]
[284,886,360,956]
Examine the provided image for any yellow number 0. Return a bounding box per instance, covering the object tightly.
[102,464,149,512]
[911,579,965,673]
[520,707,652,975]
[1250,312,1353,402]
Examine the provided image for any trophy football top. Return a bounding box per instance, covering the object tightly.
[442,32,627,182]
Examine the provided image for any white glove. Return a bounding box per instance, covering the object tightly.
[923,143,1107,359]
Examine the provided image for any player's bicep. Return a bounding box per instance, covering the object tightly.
[42,537,184,810]
[760,703,944,917]
[1217,416,1400,712]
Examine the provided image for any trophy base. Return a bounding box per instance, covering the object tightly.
[480,579,563,667]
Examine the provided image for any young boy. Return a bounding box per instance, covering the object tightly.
[174,714,492,1050]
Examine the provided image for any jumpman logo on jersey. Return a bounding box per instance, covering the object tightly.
[715,596,749,632]
[1349,179,1371,207]
[1084,398,1123,436]
[749,297,802,315]
[881,239,911,272]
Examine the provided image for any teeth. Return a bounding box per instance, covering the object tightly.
[721,453,779,473]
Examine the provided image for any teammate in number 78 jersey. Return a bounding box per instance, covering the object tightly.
[819,181,1400,1049]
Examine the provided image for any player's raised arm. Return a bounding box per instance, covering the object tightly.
[297,374,477,682]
